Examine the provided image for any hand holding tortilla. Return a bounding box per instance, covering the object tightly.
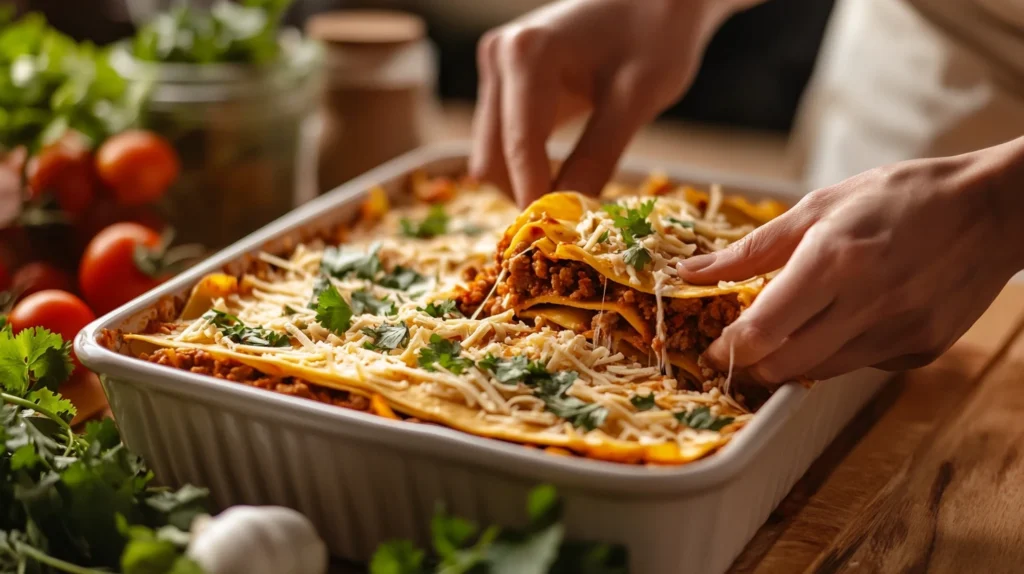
[678,137,1024,383]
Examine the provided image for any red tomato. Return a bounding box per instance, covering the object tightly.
[96,130,179,206]
[8,289,96,370]
[12,262,73,299]
[79,222,165,315]
[27,132,96,215]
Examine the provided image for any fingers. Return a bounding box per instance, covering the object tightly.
[704,225,839,371]
[469,32,511,195]
[677,190,829,284]
[553,80,646,196]
[498,29,559,207]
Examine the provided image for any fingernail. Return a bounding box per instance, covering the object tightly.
[678,253,717,273]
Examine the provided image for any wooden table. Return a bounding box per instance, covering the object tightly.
[729,281,1024,573]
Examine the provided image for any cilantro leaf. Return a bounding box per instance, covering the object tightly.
[667,216,695,229]
[203,310,290,347]
[622,243,652,270]
[675,406,735,431]
[400,204,449,239]
[351,290,397,316]
[362,322,409,351]
[314,282,353,335]
[418,299,463,319]
[26,388,77,422]
[602,199,656,245]
[369,540,426,574]
[479,355,607,430]
[629,393,656,411]
[307,275,333,308]
[596,230,610,244]
[477,354,548,386]
[417,334,473,375]
[320,245,382,281]
[379,266,427,291]
[0,325,73,397]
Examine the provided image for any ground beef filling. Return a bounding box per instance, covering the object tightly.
[459,247,743,354]
[141,348,370,412]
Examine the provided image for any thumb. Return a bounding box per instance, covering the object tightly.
[677,207,812,284]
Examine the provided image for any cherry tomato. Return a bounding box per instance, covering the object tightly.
[27,132,96,215]
[80,222,165,315]
[12,261,73,299]
[96,130,179,206]
[9,289,96,370]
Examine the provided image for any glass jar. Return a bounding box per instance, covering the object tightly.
[110,33,323,248]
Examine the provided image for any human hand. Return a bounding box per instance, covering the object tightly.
[470,0,759,207]
[677,140,1024,384]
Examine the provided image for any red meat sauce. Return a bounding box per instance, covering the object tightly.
[454,244,741,355]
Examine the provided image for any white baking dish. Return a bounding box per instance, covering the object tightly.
[76,142,891,574]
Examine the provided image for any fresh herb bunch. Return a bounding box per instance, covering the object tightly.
[370,485,628,574]
[0,11,146,153]
[133,0,295,65]
[0,322,208,574]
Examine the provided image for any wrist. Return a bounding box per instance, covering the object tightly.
[969,136,1024,272]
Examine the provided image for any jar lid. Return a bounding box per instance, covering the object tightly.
[307,10,426,46]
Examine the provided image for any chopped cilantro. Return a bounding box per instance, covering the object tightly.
[417,334,474,375]
[320,244,382,281]
[351,289,397,316]
[314,282,353,335]
[674,406,735,431]
[418,299,463,319]
[622,243,652,270]
[602,199,656,245]
[362,322,409,351]
[667,216,695,229]
[203,309,290,347]
[400,204,449,239]
[629,393,656,411]
[379,266,427,290]
[479,354,607,431]
[283,304,301,315]
[596,230,610,244]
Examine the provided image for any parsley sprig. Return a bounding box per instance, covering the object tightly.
[400,204,449,239]
[0,324,208,574]
[417,335,474,375]
[418,299,463,319]
[320,244,427,291]
[602,200,656,270]
[362,322,409,351]
[674,406,735,432]
[203,309,290,347]
[369,485,627,574]
[478,355,608,431]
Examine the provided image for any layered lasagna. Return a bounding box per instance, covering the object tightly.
[107,173,788,465]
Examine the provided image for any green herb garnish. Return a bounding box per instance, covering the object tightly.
[630,393,656,411]
[314,282,353,335]
[400,204,449,239]
[417,334,473,375]
[0,323,209,574]
[369,485,628,574]
[596,230,610,244]
[418,299,463,319]
[203,309,290,347]
[351,289,397,316]
[362,322,409,351]
[674,406,735,431]
[622,242,652,270]
[132,0,294,65]
[320,245,382,281]
[667,216,695,229]
[602,199,656,245]
[479,355,607,431]
[379,266,427,291]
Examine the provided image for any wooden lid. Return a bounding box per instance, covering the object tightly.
[307,10,426,46]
